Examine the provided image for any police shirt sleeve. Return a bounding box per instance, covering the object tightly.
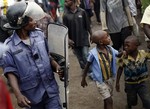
[3,50,19,78]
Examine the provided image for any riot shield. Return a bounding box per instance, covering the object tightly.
[48,23,69,109]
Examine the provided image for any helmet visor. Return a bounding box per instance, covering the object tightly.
[23,1,46,21]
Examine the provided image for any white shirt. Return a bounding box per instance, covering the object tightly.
[141,5,150,25]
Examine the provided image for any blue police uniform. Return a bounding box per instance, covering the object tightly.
[3,29,62,109]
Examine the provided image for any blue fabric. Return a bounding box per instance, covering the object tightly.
[87,45,118,83]
[25,93,62,109]
[73,46,89,69]
[3,29,60,105]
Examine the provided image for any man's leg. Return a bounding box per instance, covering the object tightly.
[94,0,100,23]
[121,26,132,49]
[81,46,89,66]
[73,46,89,69]
[109,32,122,50]
[73,47,86,69]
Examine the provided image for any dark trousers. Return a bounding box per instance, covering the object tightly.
[26,93,62,109]
[109,26,132,50]
[94,0,100,22]
[73,46,89,69]
[125,82,150,109]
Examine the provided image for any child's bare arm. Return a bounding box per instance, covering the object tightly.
[81,62,91,87]
[116,67,123,92]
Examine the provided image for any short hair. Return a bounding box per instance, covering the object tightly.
[91,30,107,44]
[125,35,141,46]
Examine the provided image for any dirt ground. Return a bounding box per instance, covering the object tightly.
[1,13,150,109]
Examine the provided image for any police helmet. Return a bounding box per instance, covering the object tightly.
[4,2,29,30]
[4,1,45,30]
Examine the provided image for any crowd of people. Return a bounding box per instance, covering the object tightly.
[0,0,150,109]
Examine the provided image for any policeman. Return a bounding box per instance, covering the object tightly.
[3,1,63,109]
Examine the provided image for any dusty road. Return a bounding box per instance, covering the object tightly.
[1,14,150,109]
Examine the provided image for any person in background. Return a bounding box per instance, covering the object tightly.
[116,36,150,109]
[36,13,54,37]
[100,0,133,50]
[52,0,65,24]
[0,0,15,15]
[81,30,119,109]
[0,15,13,42]
[93,0,101,25]
[128,0,137,17]
[35,1,54,37]
[141,5,150,50]
[48,0,59,22]
[63,0,92,73]
[79,0,93,25]
[0,40,13,109]
[0,77,13,109]
[2,2,63,109]
[128,0,140,37]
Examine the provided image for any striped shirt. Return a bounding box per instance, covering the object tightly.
[118,50,150,84]
[97,47,112,81]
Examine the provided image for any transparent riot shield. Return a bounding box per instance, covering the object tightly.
[48,23,69,109]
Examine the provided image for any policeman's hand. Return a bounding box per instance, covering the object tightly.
[68,39,74,48]
[16,93,31,108]
[115,83,120,92]
[81,78,88,88]
[56,65,64,80]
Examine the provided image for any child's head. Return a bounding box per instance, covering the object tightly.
[92,30,111,46]
[65,0,76,8]
[124,35,140,54]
